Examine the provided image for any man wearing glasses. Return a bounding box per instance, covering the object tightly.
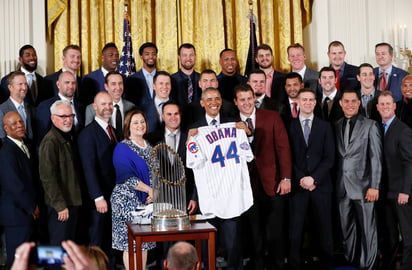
[38,100,82,246]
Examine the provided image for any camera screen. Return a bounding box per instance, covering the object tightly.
[36,246,67,265]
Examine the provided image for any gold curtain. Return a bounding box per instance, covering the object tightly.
[47,0,312,75]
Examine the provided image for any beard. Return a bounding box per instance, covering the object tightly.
[22,62,37,72]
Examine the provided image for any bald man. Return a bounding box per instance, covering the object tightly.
[164,242,200,270]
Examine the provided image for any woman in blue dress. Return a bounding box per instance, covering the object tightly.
[111,109,155,270]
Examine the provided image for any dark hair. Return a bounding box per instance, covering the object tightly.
[287,43,305,55]
[123,109,148,139]
[200,69,217,77]
[328,41,345,52]
[153,71,171,83]
[298,88,316,97]
[219,48,235,58]
[233,84,255,100]
[139,42,158,55]
[162,100,181,114]
[285,72,303,83]
[319,66,336,78]
[63,44,81,55]
[256,44,273,55]
[105,71,123,84]
[102,42,117,53]
[7,71,25,86]
[247,69,266,81]
[375,42,394,55]
[341,88,361,100]
[378,90,395,103]
[358,63,374,75]
[178,43,196,55]
[19,44,35,57]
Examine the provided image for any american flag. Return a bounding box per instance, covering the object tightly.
[118,8,136,77]
[244,2,258,77]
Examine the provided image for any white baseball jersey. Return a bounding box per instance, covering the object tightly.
[186,122,254,219]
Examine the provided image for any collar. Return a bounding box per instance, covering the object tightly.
[256,94,265,103]
[100,67,110,78]
[294,65,307,78]
[142,68,156,77]
[9,96,24,108]
[323,89,338,101]
[7,135,24,146]
[94,116,110,130]
[299,114,314,122]
[380,65,393,75]
[20,67,36,78]
[239,107,256,122]
[58,94,74,103]
[165,127,180,137]
[206,114,220,125]
[383,114,396,127]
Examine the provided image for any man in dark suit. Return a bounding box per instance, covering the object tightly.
[85,71,136,140]
[78,92,118,260]
[317,66,343,123]
[80,42,120,105]
[0,71,34,140]
[357,63,381,122]
[44,44,82,97]
[0,45,53,106]
[35,71,84,145]
[255,44,286,102]
[124,42,157,110]
[288,88,335,270]
[396,75,412,128]
[374,42,409,102]
[234,84,292,270]
[335,89,382,270]
[287,43,319,93]
[327,41,360,91]
[0,112,38,268]
[182,69,237,129]
[171,43,201,106]
[377,91,412,270]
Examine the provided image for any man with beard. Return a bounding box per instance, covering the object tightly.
[124,42,158,109]
[282,72,305,128]
[171,43,201,106]
[217,49,246,103]
[395,75,412,128]
[0,45,53,106]
[317,66,343,123]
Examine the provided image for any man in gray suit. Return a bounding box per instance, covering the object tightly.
[335,88,382,270]
[85,71,135,139]
[0,71,34,140]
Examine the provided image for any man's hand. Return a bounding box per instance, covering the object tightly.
[95,199,108,213]
[398,193,409,205]
[187,200,198,214]
[58,208,69,222]
[187,128,198,141]
[236,121,251,136]
[276,180,291,195]
[300,176,316,191]
[62,240,99,270]
[365,188,379,202]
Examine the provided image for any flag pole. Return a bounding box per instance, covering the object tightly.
[244,0,258,76]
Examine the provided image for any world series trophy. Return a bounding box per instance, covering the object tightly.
[150,143,190,231]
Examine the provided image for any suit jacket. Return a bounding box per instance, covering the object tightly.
[217,72,246,103]
[146,126,198,202]
[382,117,412,199]
[35,95,85,145]
[0,71,52,106]
[269,70,287,103]
[0,98,34,140]
[84,98,136,126]
[396,100,412,128]
[317,91,343,124]
[289,116,335,193]
[171,69,201,106]
[124,69,155,109]
[0,137,36,226]
[303,67,319,93]
[252,109,292,196]
[80,68,106,105]
[374,65,409,102]
[358,90,381,122]
[77,120,117,202]
[335,62,360,91]
[335,114,382,199]
[44,69,82,98]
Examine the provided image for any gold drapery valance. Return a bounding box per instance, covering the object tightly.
[47,0,312,75]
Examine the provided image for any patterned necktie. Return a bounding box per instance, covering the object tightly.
[379,71,387,91]
[17,104,27,125]
[210,119,217,127]
[292,102,298,118]
[245,118,254,134]
[21,141,30,159]
[255,99,261,109]
[303,119,310,145]
[187,76,193,103]
[335,69,340,90]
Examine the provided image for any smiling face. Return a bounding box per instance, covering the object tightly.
[288,47,306,71]
[327,45,346,69]
[357,66,375,94]
[153,74,171,101]
[178,47,196,71]
[8,74,28,102]
[319,70,337,96]
[104,73,124,103]
[377,94,396,122]
[3,112,26,140]
[129,113,147,139]
[62,48,81,72]
[234,90,255,117]
[162,104,181,132]
[339,92,361,118]
[255,49,273,69]
[140,46,157,70]
[401,76,412,101]
[219,51,238,76]
[93,92,113,122]
[200,89,222,118]
[247,73,266,97]
[297,91,316,118]
[102,47,120,71]
[51,104,74,133]
[19,47,38,72]
[285,77,304,99]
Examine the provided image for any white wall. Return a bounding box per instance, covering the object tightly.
[305,0,412,71]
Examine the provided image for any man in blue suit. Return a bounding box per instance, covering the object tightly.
[374,42,409,102]
[80,43,120,105]
[78,91,118,262]
[288,88,335,270]
[124,42,157,112]
[0,112,38,268]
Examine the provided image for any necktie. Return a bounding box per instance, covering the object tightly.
[106,125,116,142]
[26,73,34,88]
[292,102,298,118]
[322,97,330,119]
[114,104,122,130]
[303,119,310,145]
[379,71,387,91]
[187,76,193,103]
[70,101,78,126]
[255,99,261,109]
[17,104,27,125]
[382,122,387,135]
[344,119,350,149]
[245,118,254,134]
[168,133,177,163]
[335,69,340,90]
[21,142,30,159]
[210,119,217,126]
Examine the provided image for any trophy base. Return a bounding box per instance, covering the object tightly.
[151,210,190,231]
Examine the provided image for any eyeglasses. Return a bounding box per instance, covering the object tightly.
[53,114,75,119]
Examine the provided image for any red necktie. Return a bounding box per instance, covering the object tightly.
[292,102,298,118]
[335,69,340,90]
[106,125,116,142]
[379,71,387,91]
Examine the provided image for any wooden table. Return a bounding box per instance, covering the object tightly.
[126,221,216,270]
